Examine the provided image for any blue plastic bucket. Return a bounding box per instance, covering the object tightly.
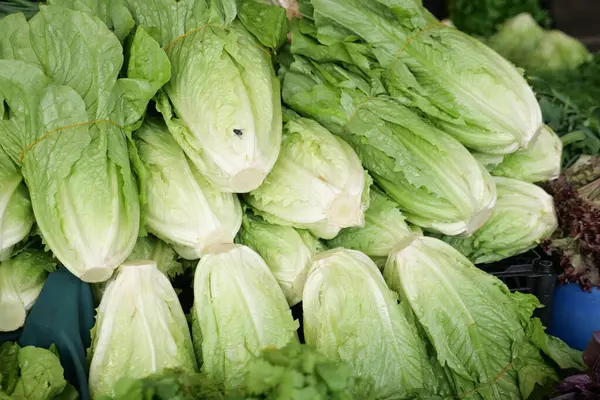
[549,283,600,351]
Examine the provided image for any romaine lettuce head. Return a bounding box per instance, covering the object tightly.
[89,260,197,399]
[158,21,282,193]
[326,187,422,258]
[244,342,357,398]
[489,13,591,73]
[536,31,592,72]
[383,236,584,399]
[238,212,323,306]
[475,125,562,183]
[486,13,546,70]
[437,177,557,264]
[292,0,543,155]
[283,57,497,236]
[192,244,299,388]
[302,247,435,399]
[0,7,170,282]
[135,119,242,259]
[245,117,370,239]
[0,146,34,262]
[0,249,57,332]
[115,0,283,193]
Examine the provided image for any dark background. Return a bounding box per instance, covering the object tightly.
[423,0,600,51]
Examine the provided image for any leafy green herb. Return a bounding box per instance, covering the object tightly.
[99,343,359,400]
[98,369,232,400]
[0,342,70,400]
[243,342,358,399]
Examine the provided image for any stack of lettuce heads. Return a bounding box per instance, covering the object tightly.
[280,0,558,253]
[0,0,584,399]
[283,54,497,236]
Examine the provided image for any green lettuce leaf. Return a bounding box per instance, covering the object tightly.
[0,342,19,395]
[525,317,585,371]
[513,308,584,398]
[474,125,563,183]
[0,6,170,282]
[236,0,288,50]
[11,346,67,400]
[513,338,558,399]
[109,0,284,193]
[0,343,68,400]
[47,0,135,41]
[0,0,40,20]
[0,145,34,262]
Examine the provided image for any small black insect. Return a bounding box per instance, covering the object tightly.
[233,129,243,137]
